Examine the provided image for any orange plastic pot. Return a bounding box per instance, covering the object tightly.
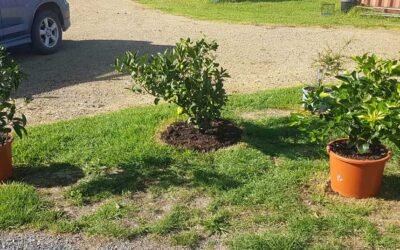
[0,137,13,181]
[326,139,392,199]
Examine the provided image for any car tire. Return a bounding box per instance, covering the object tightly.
[31,10,62,55]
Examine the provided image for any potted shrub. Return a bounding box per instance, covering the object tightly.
[292,54,400,198]
[114,38,241,152]
[303,42,351,108]
[0,47,27,181]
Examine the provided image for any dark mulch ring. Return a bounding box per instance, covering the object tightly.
[329,140,389,160]
[161,119,242,152]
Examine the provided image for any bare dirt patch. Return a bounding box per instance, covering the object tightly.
[240,109,293,120]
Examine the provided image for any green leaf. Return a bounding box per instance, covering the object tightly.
[319,92,330,98]
[177,107,184,115]
[356,143,370,154]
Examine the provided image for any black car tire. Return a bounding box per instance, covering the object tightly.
[31,10,62,55]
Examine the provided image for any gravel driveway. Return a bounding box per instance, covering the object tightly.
[13,0,400,124]
[0,231,188,250]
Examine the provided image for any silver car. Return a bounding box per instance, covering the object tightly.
[0,0,71,54]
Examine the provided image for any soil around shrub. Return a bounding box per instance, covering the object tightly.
[161,120,242,152]
[329,140,389,160]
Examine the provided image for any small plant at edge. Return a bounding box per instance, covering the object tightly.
[0,47,27,145]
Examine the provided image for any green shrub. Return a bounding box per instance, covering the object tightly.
[312,41,351,78]
[292,54,400,153]
[0,47,27,145]
[114,38,229,129]
[311,40,352,87]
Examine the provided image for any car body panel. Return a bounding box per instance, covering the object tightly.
[0,0,70,48]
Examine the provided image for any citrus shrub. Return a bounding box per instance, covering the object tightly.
[114,38,229,129]
[0,47,27,145]
[292,54,400,153]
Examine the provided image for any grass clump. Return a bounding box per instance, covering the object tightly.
[229,233,308,250]
[72,201,145,239]
[171,231,201,248]
[152,206,192,235]
[203,211,231,235]
[0,183,58,229]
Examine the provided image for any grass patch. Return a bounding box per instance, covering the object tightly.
[229,234,308,250]
[0,183,59,229]
[152,206,192,235]
[171,231,201,248]
[6,86,400,248]
[73,200,144,238]
[135,0,400,29]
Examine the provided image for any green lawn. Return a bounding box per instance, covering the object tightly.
[5,87,400,249]
[135,0,400,29]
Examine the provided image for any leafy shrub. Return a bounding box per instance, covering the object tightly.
[312,40,352,86]
[114,38,229,129]
[292,54,400,153]
[0,47,27,145]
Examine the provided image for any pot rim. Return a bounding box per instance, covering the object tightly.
[0,134,13,148]
[326,138,392,164]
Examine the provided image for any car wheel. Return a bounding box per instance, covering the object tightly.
[31,10,62,55]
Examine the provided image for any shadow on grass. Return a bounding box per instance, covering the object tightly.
[68,155,241,203]
[72,156,179,201]
[14,163,84,188]
[240,118,325,160]
[192,168,241,191]
[380,174,400,201]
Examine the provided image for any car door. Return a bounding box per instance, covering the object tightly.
[0,0,31,43]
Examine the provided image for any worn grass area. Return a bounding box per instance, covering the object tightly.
[7,86,400,248]
[134,0,400,29]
